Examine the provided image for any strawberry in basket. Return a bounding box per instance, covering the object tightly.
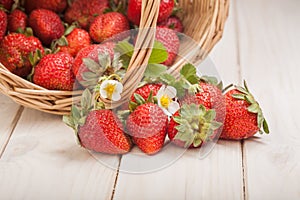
[7,9,28,33]
[0,9,7,41]
[64,0,109,30]
[24,0,67,14]
[0,32,44,78]
[28,9,65,46]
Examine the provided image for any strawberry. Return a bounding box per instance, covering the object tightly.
[126,102,168,155]
[64,0,109,30]
[0,9,7,41]
[78,109,132,154]
[28,9,65,46]
[130,83,162,102]
[59,28,92,57]
[63,89,132,154]
[127,0,174,25]
[24,0,67,13]
[181,81,226,122]
[73,42,115,84]
[155,27,179,66]
[220,81,269,140]
[168,104,222,148]
[0,0,13,10]
[158,16,184,33]
[33,52,75,91]
[0,33,44,77]
[7,9,27,33]
[89,12,129,43]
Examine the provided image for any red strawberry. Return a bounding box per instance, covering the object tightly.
[89,12,129,43]
[220,82,269,140]
[0,0,13,10]
[78,109,132,154]
[73,42,115,84]
[64,0,109,30]
[155,27,179,66]
[127,0,174,25]
[181,81,226,122]
[33,52,75,91]
[0,33,44,77]
[28,9,65,46]
[59,28,92,57]
[24,0,67,13]
[168,104,222,148]
[0,10,7,41]
[7,9,27,33]
[126,102,168,155]
[158,16,184,33]
[130,83,162,103]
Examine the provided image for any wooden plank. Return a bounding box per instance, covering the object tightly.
[113,2,245,199]
[0,108,119,199]
[236,0,300,199]
[0,94,22,156]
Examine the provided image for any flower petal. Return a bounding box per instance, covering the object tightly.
[115,81,123,93]
[100,80,109,98]
[112,92,121,101]
[161,107,171,116]
[168,101,180,115]
[156,85,166,99]
[165,86,177,98]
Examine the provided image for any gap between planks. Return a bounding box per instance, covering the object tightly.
[110,156,122,200]
[0,106,24,158]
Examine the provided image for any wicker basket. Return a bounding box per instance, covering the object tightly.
[0,0,229,115]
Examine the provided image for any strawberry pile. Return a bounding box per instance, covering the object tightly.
[0,0,183,90]
[63,38,269,155]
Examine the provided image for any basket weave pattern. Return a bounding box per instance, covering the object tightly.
[0,0,229,115]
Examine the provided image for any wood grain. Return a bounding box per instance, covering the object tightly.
[0,108,119,200]
[0,94,22,156]
[236,0,300,199]
[113,2,245,199]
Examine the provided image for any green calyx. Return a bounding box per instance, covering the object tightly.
[63,88,94,145]
[231,80,270,134]
[173,104,222,148]
[128,91,156,112]
[80,52,124,89]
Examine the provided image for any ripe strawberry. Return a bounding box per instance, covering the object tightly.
[24,0,67,13]
[78,109,132,154]
[126,102,168,155]
[0,0,13,10]
[220,81,269,140]
[130,83,162,102]
[0,33,44,77]
[155,27,179,66]
[59,28,92,57]
[7,9,27,33]
[181,81,226,122]
[89,12,129,43]
[33,52,75,91]
[158,16,184,33]
[73,42,115,84]
[64,0,109,30]
[0,10,7,41]
[168,104,222,148]
[127,0,174,25]
[28,9,65,46]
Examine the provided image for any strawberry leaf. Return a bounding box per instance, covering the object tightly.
[232,93,245,100]
[159,73,176,85]
[263,119,270,134]
[114,39,134,57]
[82,58,102,73]
[247,103,259,113]
[180,63,199,84]
[144,63,167,79]
[148,41,168,64]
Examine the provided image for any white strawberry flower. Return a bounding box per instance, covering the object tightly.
[100,80,123,101]
[156,85,180,116]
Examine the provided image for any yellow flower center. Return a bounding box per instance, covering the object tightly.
[160,95,171,108]
[104,83,116,99]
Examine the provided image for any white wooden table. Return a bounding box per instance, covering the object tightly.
[1,0,300,199]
